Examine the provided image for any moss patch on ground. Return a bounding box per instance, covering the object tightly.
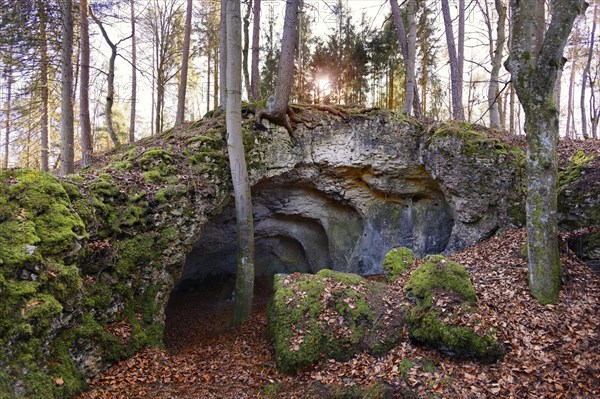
[382,247,415,281]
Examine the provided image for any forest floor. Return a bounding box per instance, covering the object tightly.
[76,228,599,399]
[75,136,600,399]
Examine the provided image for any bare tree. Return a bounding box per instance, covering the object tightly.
[80,0,93,167]
[219,0,227,107]
[37,0,49,171]
[130,0,137,143]
[90,7,132,148]
[441,0,465,120]
[250,0,261,100]
[3,64,11,169]
[255,0,300,133]
[224,0,255,326]
[60,0,75,175]
[242,0,252,100]
[175,0,193,126]
[506,0,587,304]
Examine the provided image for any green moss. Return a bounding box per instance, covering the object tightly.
[398,359,414,377]
[559,150,595,189]
[405,255,476,307]
[382,247,415,281]
[262,382,283,398]
[407,310,503,362]
[185,135,222,149]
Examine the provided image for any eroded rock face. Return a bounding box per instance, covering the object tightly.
[182,114,521,282]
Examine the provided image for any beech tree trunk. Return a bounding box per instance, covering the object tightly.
[175,0,193,126]
[130,0,137,143]
[38,0,49,171]
[80,0,93,167]
[255,0,300,133]
[60,0,75,176]
[225,0,255,326]
[441,0,465,120]
[506,0,587,304]
[250,0,261,100]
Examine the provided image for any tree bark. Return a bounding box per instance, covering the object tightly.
[38,0,49,171]
[130,0,137,143]
[60,0,75,176]
[506,0,587,304]
[441,0,465,120]
[489,0,506,129]
[80,0,93,167]
[219,0,227,108]
[225,0,255,326]
[255,0,300,133]
[250,0,261,100]
[176,0,193,126]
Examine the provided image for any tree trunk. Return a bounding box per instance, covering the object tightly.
[176,0,193,126]
[441,0,465,120]
[80,0,93,167]
[506,0,587,304]
[207,50,212,114]
[90,8,123,148]
[3,65,11,170]
[250,0,261,100]
[130,0,137,143]
[242,0,252,100]
[581,0,598,140]
[225,0,255,326]
[60,0,75,176]
[219,0,227,108]
[255,0,300,133]
[214,50,219,110]
[489,0,506,129]
[38,0,49,172]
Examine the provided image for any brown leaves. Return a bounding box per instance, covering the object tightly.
[78,228,600,399]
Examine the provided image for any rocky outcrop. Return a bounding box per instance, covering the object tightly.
[0,110,529,398]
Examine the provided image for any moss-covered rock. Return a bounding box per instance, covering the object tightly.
[268,270,397,374]
[382,247,415,281]
[404,256,503,362]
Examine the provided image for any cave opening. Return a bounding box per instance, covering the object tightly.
[164,169,455,348]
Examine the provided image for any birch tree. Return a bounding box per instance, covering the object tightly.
[506,0,587,304]
[224,0,255,326]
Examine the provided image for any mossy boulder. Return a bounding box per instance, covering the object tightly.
[268,270,401,374]
[382,247,415,281]
[404,256,504,362]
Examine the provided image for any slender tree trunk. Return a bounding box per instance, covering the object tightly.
[80,0,93,167]
[207,50,212,114]
[255,0,300,133]
[242,0,252,100]
[441,0,465,120]
[506,0,587,304]
[250,0,261,100]
[90,8,124,148]
[489,0,506,129]
[3,65,11,170]
[219,0,227,108]
[566,49,577,137]
[60,0,75,176]
[176,0,193,126]
[130,0,137,143]
[225,0,255,326]
[38,0,49,172]
[151,47,156,135]
[214,51,219,110]
[581,1,598,140]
